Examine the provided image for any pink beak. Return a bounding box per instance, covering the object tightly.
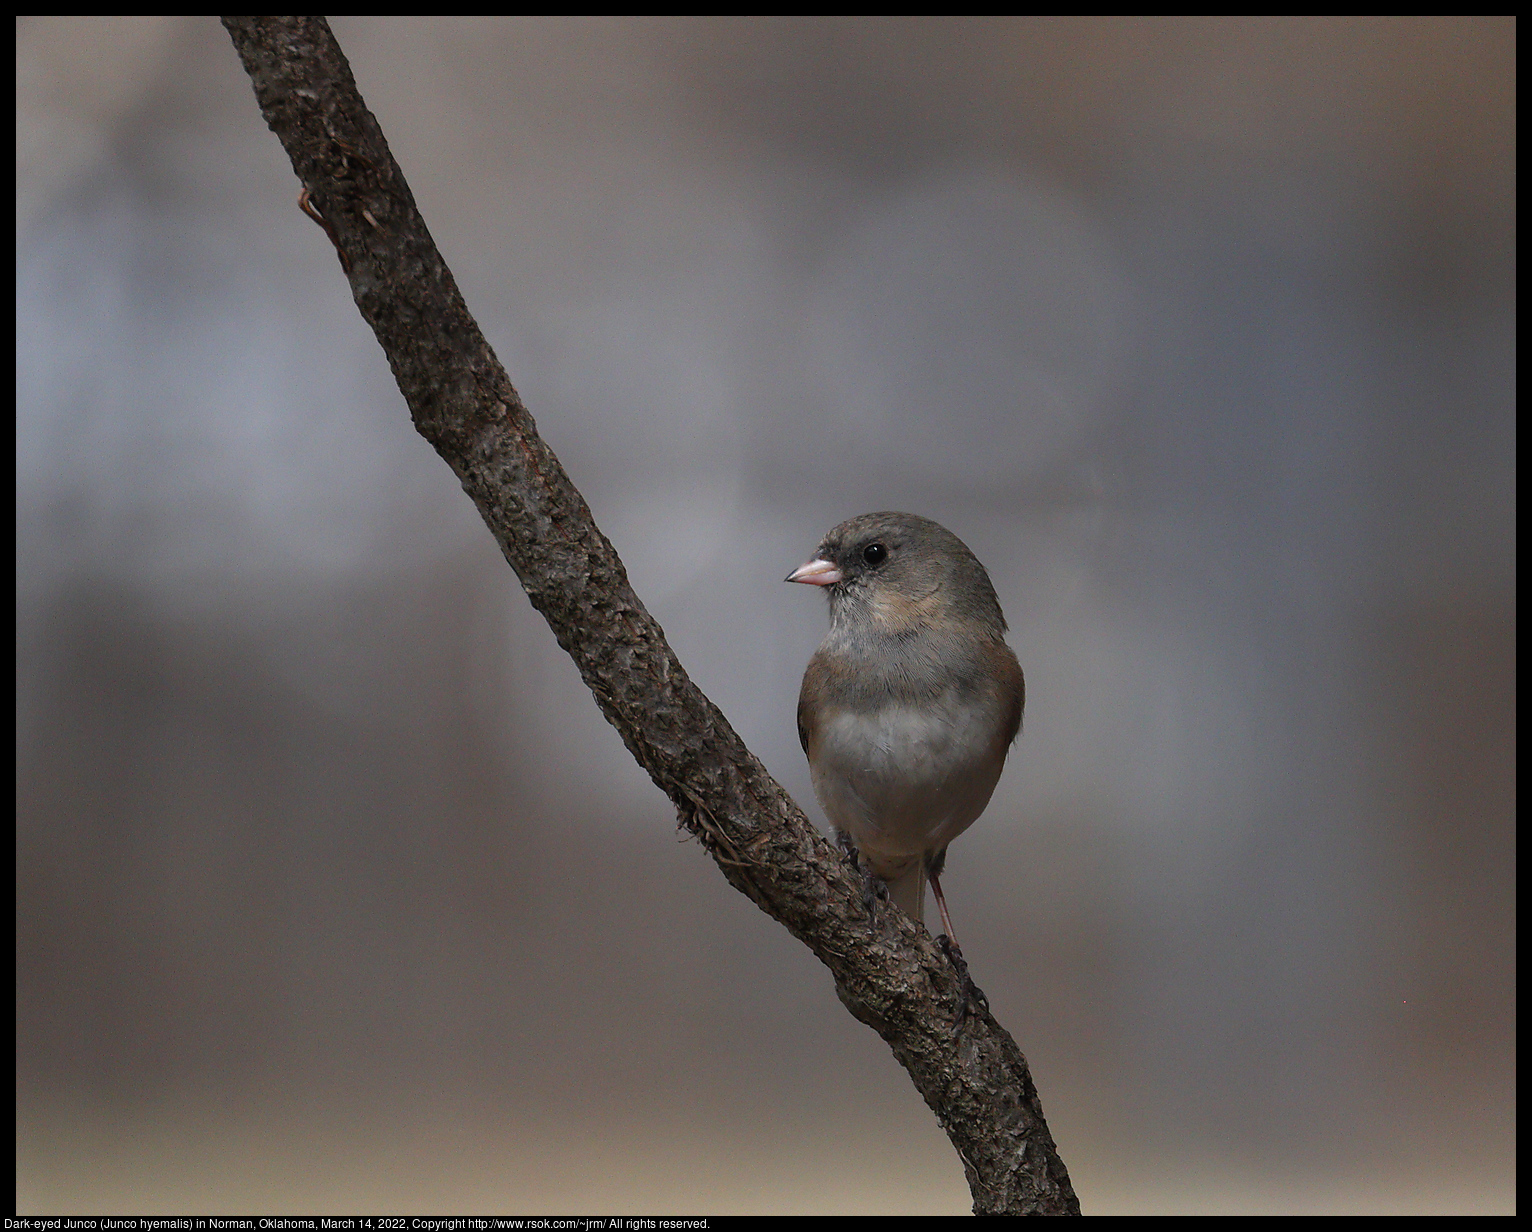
[786,558,842,586]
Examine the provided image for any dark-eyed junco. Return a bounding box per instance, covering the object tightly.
[788,512,1024,944]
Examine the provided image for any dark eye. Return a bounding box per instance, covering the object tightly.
[861,542,888,566]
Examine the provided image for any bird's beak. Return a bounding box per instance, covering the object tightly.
[786,557,842,586]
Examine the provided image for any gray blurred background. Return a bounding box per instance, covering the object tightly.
[16,16,1514,1215]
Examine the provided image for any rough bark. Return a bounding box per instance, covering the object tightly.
[221,16,1080,1215]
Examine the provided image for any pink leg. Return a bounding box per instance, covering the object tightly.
[929,866,958,946]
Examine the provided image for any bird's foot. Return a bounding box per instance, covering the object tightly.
[938,934,990,1032]
[837,830,885,931]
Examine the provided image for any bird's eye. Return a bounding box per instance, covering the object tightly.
[862,542,888,566]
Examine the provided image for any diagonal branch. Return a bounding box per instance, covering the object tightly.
[221,16,1079,1216]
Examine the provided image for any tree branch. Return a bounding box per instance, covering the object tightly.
[221,16,1080,1215]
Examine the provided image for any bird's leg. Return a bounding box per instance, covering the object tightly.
[928,857,959,948]
[837,829,883,931]
[928,851,989,1029]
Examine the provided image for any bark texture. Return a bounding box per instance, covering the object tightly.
[221,16,1080,1215]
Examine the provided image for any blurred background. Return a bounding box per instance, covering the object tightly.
[16,16,1514,1215]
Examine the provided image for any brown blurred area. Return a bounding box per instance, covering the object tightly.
[16,17,1514,1214]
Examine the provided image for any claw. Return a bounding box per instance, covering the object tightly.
[837,830,884,931]
[938,934,990,1033]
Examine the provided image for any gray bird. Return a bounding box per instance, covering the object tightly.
[788,512,1024,943]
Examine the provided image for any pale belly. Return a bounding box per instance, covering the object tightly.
[809,693,1007,869]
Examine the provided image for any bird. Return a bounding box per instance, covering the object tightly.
[787,512,1024,946]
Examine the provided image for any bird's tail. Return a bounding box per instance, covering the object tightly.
[885,864,926,924]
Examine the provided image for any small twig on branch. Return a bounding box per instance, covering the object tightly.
[220,15,1079,1215]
